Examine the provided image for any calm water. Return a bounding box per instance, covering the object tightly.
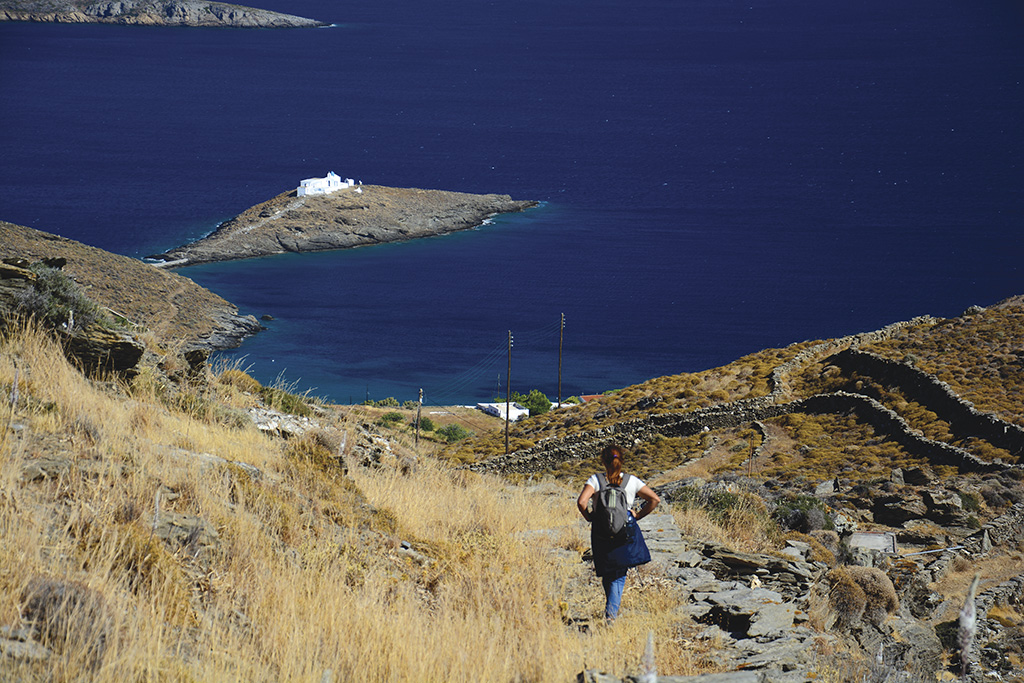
[1,0,1021,406]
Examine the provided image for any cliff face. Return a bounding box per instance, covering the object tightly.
[0,0,325,27]
[149,185,539,267]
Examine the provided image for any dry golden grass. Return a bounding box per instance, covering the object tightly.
[932,547,1024,610]
[668,500,779,555]
[0,322,715,681]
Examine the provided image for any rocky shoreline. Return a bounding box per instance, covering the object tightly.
[0,0,325,28]
[148,184,538,268]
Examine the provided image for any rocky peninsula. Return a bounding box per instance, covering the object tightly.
[0,0,325,28]
[148,184,538,268]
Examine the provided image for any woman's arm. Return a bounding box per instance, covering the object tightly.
[633,485,660,522]
[577,484,595,522]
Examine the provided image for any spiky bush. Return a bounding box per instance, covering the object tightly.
[773,494,834,532]
[15,264,108,333]
[846,566,899,626]
[827,567,868,630]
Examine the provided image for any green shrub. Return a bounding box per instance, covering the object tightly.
[959,490,981,512]
[436,423,473,443]
[259,386,312,417]
[416,416,436,432]
[495,389,552,417]
[15,264,108,333]
[377,411,404,427]
[773,494,834,532]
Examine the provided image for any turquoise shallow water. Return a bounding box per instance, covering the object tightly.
[0,0,1021,405]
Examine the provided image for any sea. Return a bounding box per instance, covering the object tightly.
[1,0,1021,408]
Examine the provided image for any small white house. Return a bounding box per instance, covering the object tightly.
[476,402,530,422]
[296,172,356,197]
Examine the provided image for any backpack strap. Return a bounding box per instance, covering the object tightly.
[597,473,630,489]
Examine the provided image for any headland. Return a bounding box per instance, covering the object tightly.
[148,184,538,268]
[0,0,325,28]
[0,220,261,351]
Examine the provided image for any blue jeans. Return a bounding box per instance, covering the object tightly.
[602,569,628,620]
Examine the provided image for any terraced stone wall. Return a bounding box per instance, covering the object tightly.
[828,349,1024,457]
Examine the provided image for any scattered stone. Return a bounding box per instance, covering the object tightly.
[922,488,967,525]
[248,406,319,438]
[396,541,434,567]
[872,493,928,525]
[903,466,936,486]
[19,457,71,483]
[814,479,836,497]
[0,637,51,662]
[782,540,811,562]
[20,576,110,666]
[152,511,220,551]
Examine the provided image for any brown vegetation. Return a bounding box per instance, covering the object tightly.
[0,222,254,347]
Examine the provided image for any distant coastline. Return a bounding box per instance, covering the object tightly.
[0,0,325,28]
[148,184,539,268]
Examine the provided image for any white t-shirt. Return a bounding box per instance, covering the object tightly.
[586,473,646,508]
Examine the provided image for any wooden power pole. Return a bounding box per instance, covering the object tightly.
[505,330,512,455]
[415,388,423,448]
[558,312,564,408]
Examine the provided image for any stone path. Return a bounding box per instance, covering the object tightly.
[638,512,690,564]
[590,512,833,682]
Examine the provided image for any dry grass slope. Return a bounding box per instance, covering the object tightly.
[0,321,719,681]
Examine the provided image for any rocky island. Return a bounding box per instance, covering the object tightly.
[0,0,325,28]
[148,184,538,268]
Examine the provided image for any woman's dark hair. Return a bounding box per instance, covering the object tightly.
[600,444,624,486]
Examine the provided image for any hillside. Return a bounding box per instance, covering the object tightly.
[0,0,324,27]
[0,274,1022,680]
[0,221,260,350]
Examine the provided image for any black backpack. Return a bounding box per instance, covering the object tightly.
[593,473,632,540]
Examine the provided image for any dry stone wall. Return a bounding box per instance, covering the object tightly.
[470,390,1009,476]
[469,314,1020,480]
[767,316,937,398]
[828,348,1024,457]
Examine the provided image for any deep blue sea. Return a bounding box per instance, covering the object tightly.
[1,0,1021,407]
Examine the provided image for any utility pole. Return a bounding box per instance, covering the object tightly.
[506,330,512,455]
[558,312,564,408]
[415,388,423,448]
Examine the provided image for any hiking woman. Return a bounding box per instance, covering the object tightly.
[576,444,660,622]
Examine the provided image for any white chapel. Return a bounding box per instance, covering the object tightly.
[297,171,356,197]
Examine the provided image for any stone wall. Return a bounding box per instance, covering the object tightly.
[767,316,937,398]
[470,389,1013,477]
[470,390,1011,476]
[798,392,1005,474]
[976,502,1024,548]
[468,314,1019,479]
[828,348,1024,457]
